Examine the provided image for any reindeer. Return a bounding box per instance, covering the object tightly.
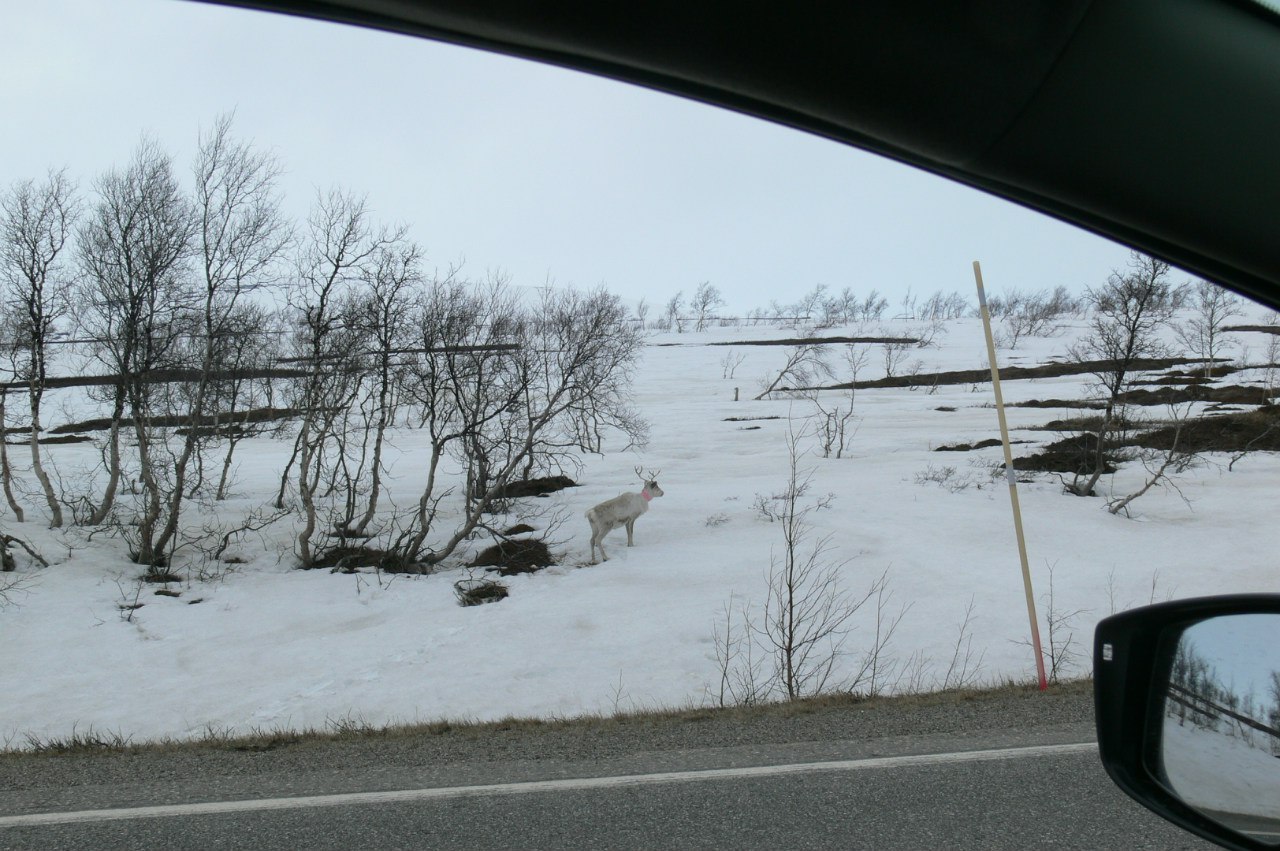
[585,467,664,564]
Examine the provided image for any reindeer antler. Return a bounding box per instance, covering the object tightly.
[635,466,661,483]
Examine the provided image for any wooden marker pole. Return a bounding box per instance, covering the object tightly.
[973,261,1048,691]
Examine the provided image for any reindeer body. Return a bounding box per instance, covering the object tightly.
[586,472,663,563]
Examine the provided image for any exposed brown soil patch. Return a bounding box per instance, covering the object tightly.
[1036,415,1144,432]
[0,367,309,394]
[489,476,576,499]
[1014,433,1118,475]
[937,438,1001,452]
[49,407,302,435]
[302,546,428,574]
[1118,384,1278,407]
[816,356,1203,393]
[700,336,921,347]
[1013,398,1104,410]
[3,434,93,445]
[1224,324,1280,335]
[1013,383,1279,410]
[935,438,1005,452]
[1016,406,1280,473]
[1128,406,1280,454]
[471,539,553,575]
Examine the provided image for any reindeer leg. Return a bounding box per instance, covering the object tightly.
[625,519,636,546]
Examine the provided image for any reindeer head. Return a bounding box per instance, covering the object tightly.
[635,466,664,498]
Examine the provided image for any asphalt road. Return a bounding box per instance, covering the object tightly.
[0,682,1216,849]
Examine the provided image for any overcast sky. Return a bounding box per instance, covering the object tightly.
[2,0,1141,313]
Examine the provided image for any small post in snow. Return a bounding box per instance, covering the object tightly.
[973,260,1048,691]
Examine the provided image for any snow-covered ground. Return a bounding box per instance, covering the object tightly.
[1163,713,1280,819]
[2,313,1278,747]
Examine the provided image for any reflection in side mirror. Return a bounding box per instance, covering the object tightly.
[1095,596,1280,851]
[1161,615,1280,845]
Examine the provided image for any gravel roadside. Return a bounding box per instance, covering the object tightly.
[0,680,1095,812]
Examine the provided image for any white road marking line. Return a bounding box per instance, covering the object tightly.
[0,741,1097,828]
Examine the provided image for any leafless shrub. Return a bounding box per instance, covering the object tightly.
[1262,314,1280,398]
[0,569,37,608]
[759,531,863,700]
[1228,410,1280,472]
[914,464,986,493]
[844,570,911,698]
[793,284,830,328]
[879,332,913,379]
[0,527,45,606]
[995,289,1067,349]
[860,290,888,321]
[913,320,946,349]
[114,574,146,623]
[753,485,835,522]
[720,350,746,379]
[664,290,684,333]
[1018,561,1087,685]
[1106,406,1198,516]
[712,597,768,707]
[755,344,832,399]
[940,596,986,690]
[811,392,858,458]
[917,290,970,322]
[718,427,892,703]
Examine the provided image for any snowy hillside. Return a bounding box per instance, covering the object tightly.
[2,310,1279,748]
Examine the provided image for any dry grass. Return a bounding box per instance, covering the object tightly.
[1,677,1091,759]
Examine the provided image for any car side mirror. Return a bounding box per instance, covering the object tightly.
[1095,595,1280,850]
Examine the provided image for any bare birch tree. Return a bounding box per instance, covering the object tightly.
[1175,279,1242,378]
[690,281,724,332]
[144,115,291,562]
[0,316,25,521]
[341,236,421,536]
[0,169,78,526]
[210,302,281,500]
[1065,252,1183,497]
[76,138,195,553]
[285,189,399,565]
[395,276,522,563]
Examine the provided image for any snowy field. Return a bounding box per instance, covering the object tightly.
[2,311,1278,747]
[1163,714,1280,819]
